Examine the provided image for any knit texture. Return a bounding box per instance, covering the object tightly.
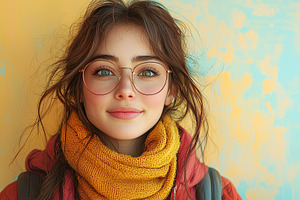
[61,112,180,200]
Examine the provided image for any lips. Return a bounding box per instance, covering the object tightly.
[107,107,143,120]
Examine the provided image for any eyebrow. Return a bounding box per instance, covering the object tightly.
[90,54,163,63]
[132,55,162,63]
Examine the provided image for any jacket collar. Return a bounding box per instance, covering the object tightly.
[176,125,208,187]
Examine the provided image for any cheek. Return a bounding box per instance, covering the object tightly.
[82,87,107,113]
[143,90,168,111]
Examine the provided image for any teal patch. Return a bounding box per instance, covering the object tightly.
[5,115,10,122]
[0,60,5,77]
[13,175,18,181]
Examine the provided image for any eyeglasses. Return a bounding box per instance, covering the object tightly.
[79,59,172,95]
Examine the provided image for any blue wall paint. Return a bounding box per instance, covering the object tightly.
[0,60,5,77]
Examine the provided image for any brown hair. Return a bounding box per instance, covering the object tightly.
[22,0,208,199]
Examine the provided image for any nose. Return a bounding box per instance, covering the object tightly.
[114,68,136,100]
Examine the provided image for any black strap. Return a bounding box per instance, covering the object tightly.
[17,172,43,200]
[196,167,222,200]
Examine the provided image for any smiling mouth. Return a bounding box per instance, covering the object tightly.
[107,107,143,120]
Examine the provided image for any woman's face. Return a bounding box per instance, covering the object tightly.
[82,24,173,140]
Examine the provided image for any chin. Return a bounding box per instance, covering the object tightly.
[109,132,146,140]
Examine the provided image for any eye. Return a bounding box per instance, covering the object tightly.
[93,68,114,77]
[138,69,159,77]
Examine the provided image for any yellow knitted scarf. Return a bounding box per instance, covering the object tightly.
[61,112,180,200]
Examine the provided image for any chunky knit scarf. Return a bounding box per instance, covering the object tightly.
[61,112,180,200]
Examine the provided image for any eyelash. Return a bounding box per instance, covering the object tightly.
[138,67,160,76]
[92,67,114,76]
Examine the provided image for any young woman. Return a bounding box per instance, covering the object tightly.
[0,0,241,199]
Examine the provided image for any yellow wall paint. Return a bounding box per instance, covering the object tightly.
[0,0,92,190]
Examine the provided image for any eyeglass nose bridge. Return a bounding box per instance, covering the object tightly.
[116,67,136,87]
[118,67,134,79]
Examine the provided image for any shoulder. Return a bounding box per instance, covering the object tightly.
[221,176,242,200]
[0,135,58,200]
[177,125,242,199]
[176,125,208,184]
[0,181,17,200]
[26,134,58,175]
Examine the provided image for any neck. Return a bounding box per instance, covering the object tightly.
[98,133,148,157]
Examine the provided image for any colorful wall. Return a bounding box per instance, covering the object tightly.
[0,0,299,199]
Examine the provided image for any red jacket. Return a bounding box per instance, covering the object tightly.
[0,126,241,200]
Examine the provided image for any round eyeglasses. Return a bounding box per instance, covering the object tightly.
[79,59,172,95]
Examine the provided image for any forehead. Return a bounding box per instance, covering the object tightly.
[95,24,154,60]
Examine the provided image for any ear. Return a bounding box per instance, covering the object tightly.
[164,85,177,106]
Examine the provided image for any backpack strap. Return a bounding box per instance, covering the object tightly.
[17,172,43,200]
[196,167,222,200]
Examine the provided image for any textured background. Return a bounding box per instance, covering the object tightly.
[0,0,299,199]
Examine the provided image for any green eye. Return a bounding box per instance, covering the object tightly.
[139,70,156,77]
[95,69,113,76]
